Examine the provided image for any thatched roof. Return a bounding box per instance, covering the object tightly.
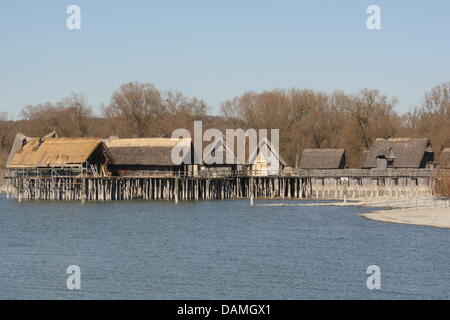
[439,148,450,169]
[299,149,346,169]
[106,138,192,166]
[362,138,433,169]
[7,136,103,168]
[358,150,370,169]
[6,131,57,166]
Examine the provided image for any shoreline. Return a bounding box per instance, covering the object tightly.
[359,207,450,229]
[254,197,450,230]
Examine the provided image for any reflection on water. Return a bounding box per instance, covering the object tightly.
[0,195,449,299]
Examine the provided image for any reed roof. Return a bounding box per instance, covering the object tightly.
[106,138,193,166]
[299,149,346,169]
[438,148,450,169]
[362,138,433,168]
[7,137,103,168]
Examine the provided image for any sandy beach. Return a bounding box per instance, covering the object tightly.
[360,207,450,229]
[256,197,450,229]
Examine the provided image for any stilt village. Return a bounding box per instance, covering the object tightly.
[3,130,449,202]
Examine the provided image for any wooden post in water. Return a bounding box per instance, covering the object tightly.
[250,176,254,206]
[17,176,22,203]
[174,178,179,203]
[81,177,86,204]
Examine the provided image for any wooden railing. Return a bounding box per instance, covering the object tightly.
[110,168,435,179]
[295,168,434,178]
[3,167,435,179]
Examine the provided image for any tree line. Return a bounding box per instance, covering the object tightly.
[1,81,450,168]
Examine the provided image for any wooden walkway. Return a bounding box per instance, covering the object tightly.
[2,168,436,201]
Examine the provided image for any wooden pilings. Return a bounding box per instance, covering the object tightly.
[8,174,433,201]
[9,176,312,201]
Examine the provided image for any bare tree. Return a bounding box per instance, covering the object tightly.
[63,93,92,136]
[20,93,93,137]
[161,90,208,136]
[103,82,164,137]
[333,89,399,149]
[0,113,14,166]
[423,82,450,114]
[403,82,450,158]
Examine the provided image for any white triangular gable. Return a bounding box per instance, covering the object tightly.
[248,138,284,176]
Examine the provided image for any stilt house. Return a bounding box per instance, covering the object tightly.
[361,138,434,169]
[247,138,286,176]
[105,138,194,176]
[299,149,347,169]
[7,133,109,177]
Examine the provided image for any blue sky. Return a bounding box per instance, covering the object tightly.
[1,0,450,118]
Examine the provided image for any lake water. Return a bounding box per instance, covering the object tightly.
[0,194,449,299]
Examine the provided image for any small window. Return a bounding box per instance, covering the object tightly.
[387,159,394,167]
